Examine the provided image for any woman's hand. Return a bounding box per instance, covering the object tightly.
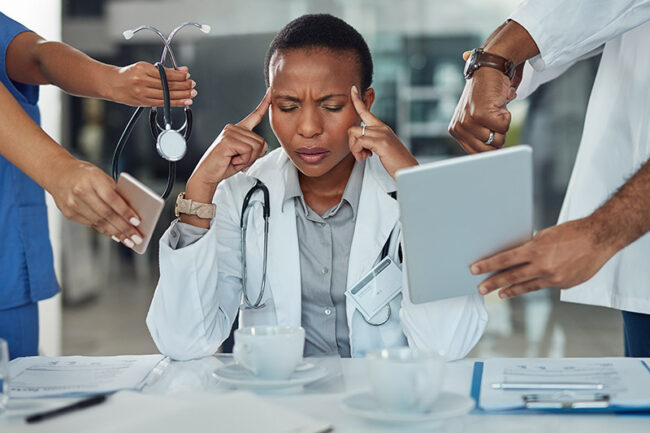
[107,62,196,107]
[47,158,143,249]
[185,90,272,204]
[348,86,418,179]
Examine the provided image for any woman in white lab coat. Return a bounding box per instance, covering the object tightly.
[146,14,487,361]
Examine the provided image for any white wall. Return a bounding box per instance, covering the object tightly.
[0,0,63,356]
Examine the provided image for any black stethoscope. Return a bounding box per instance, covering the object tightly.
[240,180,401,326]
[111,23,210,199]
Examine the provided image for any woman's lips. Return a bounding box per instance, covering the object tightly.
[295,147,330,164]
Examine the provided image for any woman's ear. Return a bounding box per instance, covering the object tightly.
[362,88,375,111]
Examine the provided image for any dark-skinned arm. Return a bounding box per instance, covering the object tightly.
[5,31,196,107]
[472,158,650,299]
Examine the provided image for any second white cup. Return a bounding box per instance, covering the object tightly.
[233,326,305,380]
[366,347,445,413]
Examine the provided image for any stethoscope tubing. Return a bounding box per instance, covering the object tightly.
[239,180,397,326]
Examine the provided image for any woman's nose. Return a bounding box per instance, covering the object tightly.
[296,107,323,138]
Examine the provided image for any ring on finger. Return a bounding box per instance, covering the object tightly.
[361,122,366,136]
[485,131,495,145]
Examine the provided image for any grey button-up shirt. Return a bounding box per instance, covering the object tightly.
[283,161,364,358]
[170,160,365,358]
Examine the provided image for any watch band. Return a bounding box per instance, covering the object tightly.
[175,192,216,219]
[464,48,516,81]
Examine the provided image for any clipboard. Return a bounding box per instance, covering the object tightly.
[470,361,650,415]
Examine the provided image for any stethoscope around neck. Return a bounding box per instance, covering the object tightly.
[111,22,210,199]
[240,181,400,327]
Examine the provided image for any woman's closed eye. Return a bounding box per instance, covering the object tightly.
[278,105,298,112]
[322,104,343,112]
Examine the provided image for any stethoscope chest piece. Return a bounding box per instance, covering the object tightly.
[156,129,187,162]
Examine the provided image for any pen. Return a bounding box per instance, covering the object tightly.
[491,382,605,390]
[25,394,109,423]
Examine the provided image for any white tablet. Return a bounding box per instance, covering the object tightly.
[396,145,533,304]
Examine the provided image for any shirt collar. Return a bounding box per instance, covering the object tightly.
[281,160,366,218]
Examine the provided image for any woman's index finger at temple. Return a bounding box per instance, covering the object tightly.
[350,86,381,126]
[237,89,272,131]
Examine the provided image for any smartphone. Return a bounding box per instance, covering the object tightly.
[116,173,165,255]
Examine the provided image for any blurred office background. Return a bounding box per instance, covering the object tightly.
[4,0,621,358]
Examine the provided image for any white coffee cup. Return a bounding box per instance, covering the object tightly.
[366,347,445,413]
[233,326,305,380]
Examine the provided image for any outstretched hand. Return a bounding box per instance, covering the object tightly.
[109,62,197,107]
[347,86,417,179]
[470,218,618,299]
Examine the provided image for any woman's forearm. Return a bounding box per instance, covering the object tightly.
[0,81,76,191]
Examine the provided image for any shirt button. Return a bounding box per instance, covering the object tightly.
[324,308,332,316]
[321,266,329,275]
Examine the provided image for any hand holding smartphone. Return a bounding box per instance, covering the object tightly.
[116,173,165,254]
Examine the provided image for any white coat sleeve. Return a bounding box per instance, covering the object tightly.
[146,181,244,360]
[510,0,650,71]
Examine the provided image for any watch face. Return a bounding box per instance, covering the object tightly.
[464,49,479,79]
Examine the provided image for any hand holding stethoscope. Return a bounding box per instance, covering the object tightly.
[182,90,272,214]
[347,85,419,179]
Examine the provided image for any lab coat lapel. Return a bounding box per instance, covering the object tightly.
[347,156,399,288]
[248,150,302,327]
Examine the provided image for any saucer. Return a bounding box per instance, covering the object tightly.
[213,362,327,389]
[341,391,474,423]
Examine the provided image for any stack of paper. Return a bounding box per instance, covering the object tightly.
[9,355,164,398]
[478,357,650,411]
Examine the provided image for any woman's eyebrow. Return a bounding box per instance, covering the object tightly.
[316,94,347,102]
[273,94,347,102]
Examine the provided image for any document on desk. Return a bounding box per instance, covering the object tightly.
[9,355,164,398]
[479,358,650,411]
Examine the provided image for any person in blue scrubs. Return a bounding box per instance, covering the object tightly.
[0,12,196,359]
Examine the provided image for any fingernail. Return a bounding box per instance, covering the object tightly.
[191,89,198,97]
[123,238,135,248]
[191,80,196,88]
[499,292,508,299]
[470,265,479,274]
[111,235,120,243]
[131,235,143,245]
[185,100,193,106]
[130,217,141,227]
[351,85,359,94]
[479,286,488,295]
[186,73,191,79]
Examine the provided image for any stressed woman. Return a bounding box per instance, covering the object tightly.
[147,14,487,360]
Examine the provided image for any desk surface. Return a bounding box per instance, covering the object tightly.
[2,356,649,432]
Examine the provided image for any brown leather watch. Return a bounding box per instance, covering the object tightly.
[464,48,516,81]
[175,192,216,219]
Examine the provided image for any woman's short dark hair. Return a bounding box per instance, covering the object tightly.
[264,14,373,91]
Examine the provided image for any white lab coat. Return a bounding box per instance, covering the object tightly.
[147,148,487,361]
[511,0,650,313]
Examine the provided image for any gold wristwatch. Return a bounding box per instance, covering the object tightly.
[175,192,216,219]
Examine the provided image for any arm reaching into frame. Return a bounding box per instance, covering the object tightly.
[6,31,196,107]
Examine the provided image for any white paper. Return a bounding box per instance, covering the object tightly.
[9,355,164,398]
[7,391,331,433]
[479,358,650,410]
